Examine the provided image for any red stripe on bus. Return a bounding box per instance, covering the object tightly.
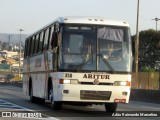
[43,53,48,98]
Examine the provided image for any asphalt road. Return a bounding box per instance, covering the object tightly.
[0,85,160,120]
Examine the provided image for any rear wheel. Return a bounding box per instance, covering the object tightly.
[105,103,117,113]
[37,98,45,104]
[30,84,37,103]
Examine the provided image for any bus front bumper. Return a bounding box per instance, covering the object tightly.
[56,84,131,104]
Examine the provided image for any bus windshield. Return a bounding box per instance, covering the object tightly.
[59,24,132,73]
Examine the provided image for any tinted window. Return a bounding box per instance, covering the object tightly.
[43,29,49,50]
[38,32,44,52]
[69,34,83,54]
[31,36,35,55]
[47,27,51,49]
[27,38,31,56]
[48,26,54,49]
[34,34,39,53]
[24,39,28,58]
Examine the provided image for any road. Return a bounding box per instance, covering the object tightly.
[0,85,160,120]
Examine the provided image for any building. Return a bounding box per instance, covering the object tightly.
[0,50,18,59]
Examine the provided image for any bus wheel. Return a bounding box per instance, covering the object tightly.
[105,103,117,113]
[30,85,37,103]
[51,101,62,110]
[37,98,45,104]
[50,89,62,110]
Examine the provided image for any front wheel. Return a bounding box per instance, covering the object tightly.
[51,100,62,110]
[49,88,62,110]
[105,103,117,113]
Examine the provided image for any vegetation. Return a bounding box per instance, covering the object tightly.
[132,29,160,71]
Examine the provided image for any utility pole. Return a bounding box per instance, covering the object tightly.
[151,17,160,31]
[19,29,24,78]
[135,0,140,73]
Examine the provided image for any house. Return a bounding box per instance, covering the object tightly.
[0,50,18,59]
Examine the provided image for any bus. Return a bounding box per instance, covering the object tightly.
[23,16,132,112]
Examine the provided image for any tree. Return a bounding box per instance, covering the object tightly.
[132,29,160,71]
[2,42,8,50]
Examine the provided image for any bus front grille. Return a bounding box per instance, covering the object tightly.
[80,82,113,85]
[80,90,111,100]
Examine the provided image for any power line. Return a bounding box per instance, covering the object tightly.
[139,16,160,31]
[151,17,160,31]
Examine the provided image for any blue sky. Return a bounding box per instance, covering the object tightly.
[0,0,160,35]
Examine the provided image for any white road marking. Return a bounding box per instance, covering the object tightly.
[0,99,32,111]
[0,99,60,120]
[23,117,60,120]
[141,106,160,110]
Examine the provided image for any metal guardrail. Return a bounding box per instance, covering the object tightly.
[0,81,22,87]
[1,71,160,90]
[0,71,19,75]
[132,72,160,90]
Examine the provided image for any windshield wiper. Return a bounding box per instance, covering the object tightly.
[77,54,92,72]
[98,54,115,73]
[77,53,115,73]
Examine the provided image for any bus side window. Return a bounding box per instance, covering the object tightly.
[43,28,49,51]
[29,37,33,56]
[26,39,28,57]
[42,31,46,51]
[34,34,39,53]
[31,36,35,55]
[48,26,54,50]
[27,38,31,57]
[24,40,27,58]
[51,31,58,48]
[38,31,44,53]
[47,27,52,50]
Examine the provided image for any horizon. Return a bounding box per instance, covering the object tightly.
[0,33,27,44]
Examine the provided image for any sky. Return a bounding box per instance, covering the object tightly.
[0,0,160,35]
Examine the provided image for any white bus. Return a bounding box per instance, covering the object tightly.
[23,16,132,112]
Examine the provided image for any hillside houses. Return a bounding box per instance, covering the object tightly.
[0,50,23,71]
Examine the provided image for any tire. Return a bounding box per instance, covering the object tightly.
[37,98,45,104]
[49,86,62,110]
[105,103,117,113]
[51,100,62,110]
[30,85,37,103]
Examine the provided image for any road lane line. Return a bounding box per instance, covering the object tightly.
[0,98,32,111]
[23,117,60,120]
[141,106,160,110]
[0,99,60,120]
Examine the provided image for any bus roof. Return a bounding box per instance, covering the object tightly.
[55,16,130,27]
[27,16,130,38]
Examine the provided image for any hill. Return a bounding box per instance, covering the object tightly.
[0,33,28,44]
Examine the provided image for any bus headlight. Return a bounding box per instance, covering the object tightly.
[114,81,131,86]
[59,79,70,84]
[64,79,71,84]
[59,79,78,84]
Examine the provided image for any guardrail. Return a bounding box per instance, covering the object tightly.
[1,71,160,90]
[131,72,160,90]
[0,81,22,87]
[0,72,160,104]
